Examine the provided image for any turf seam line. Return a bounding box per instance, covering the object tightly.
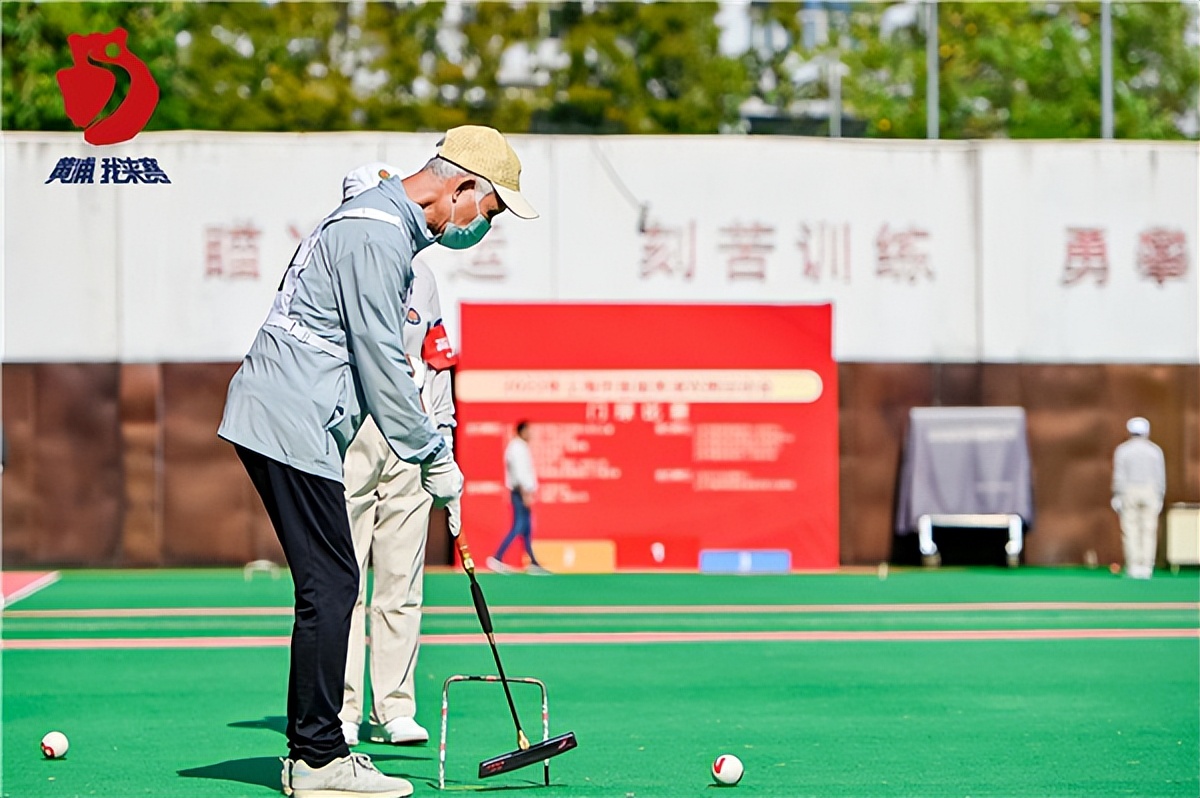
[6,601,1198,619]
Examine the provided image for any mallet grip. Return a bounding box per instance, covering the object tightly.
[451,517,476,575]
[470,579,494,635]
[451,510,528,748]
[454,529,495,635]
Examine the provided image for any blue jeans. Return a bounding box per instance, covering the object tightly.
[494,489,537,564]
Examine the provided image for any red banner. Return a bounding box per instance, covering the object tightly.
[455,304,839,569]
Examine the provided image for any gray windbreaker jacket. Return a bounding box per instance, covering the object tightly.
[218,177,444,481]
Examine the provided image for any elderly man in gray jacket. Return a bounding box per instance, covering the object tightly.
[219,126,536,798]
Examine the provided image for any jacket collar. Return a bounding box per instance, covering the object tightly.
[375,177,437,253]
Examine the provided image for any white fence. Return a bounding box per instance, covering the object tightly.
[3,132,1196,363]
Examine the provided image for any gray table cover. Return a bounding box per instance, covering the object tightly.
[895,407,1034,535]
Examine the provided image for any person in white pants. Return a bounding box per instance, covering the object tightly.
[1112,416,1166,580]
[339,163,459,746]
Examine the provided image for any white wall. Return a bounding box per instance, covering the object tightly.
[978,142,1199,363]
[3,132,1196,364]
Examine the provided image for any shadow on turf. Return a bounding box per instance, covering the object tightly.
[432,779,559,792]
[180,754,426,790]
[228,715,288,735]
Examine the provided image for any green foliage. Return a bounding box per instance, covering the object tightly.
[544,1,746,133]
[2,1,1196,139]
[2,2,191,131]
[841,1,1199,139]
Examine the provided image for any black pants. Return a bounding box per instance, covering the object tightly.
[236,445,356,767]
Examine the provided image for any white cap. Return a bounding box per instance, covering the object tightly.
[1127,417,1150,436]
[342,162,399,202]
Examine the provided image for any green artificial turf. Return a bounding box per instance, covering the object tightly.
[9,568,1200,612]
[3,569,1198,798]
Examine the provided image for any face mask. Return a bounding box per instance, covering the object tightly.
[438,190,491,250]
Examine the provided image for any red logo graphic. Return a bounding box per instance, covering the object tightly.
[56,28,159,146]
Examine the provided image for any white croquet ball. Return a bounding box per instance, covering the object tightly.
[711,754,743,785]
[41,731,69,758]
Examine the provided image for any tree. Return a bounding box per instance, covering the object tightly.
[2,2,191,131]
[539,2,746,134]
[173,2,362,132]
[3,1,1196,139]
[841,1,1199,139]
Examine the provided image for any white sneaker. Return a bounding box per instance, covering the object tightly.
[486,556,516,574]
[288,753,412,798]
[369,716,429,745]
[526,564,552,575]
[281,758,295,796]
[342,721,360,747]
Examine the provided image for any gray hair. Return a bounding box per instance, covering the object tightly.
[422,155,494,198]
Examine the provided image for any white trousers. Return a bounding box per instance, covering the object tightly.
[340,416,431,726]
[1118,485,1162,578]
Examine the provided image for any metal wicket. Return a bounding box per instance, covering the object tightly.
[438,675,551,790]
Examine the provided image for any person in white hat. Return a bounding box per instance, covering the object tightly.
[1111,417,1166,579]
[218,126,536,798]
[336,163,456,748]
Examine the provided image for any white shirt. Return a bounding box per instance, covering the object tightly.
[505,436,537,493]
[1113,436,1166,498]
[404,260,456,436]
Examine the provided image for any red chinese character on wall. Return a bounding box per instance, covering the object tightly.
[288,221,320,244]
[719,221,774,280]
[454,227,507,281]
[1062,227,1108,286]
[875,224,932,283]
[204,227,224,277]
[1136,227,1188,286]
[798,221,851,284]
[227,224,262,279]
[640,219,696,280]
[204,222,262,280]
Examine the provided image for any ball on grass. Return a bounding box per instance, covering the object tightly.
[41,731,69,759]
[711,754,743,786]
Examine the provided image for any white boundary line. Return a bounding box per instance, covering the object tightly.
[3,627,1198,651]
[0,571,61,609]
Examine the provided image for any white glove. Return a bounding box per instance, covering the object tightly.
[1111,496,1122,513]
[446,498,462,539]
[421,446,463,509]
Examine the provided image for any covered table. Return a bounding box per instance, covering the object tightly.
[895,407,1034,566]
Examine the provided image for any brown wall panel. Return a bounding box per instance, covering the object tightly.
[5,361,1197,568]
[2,363,122,565]
[161,363,282,565]
[838,363,931,564]
[989,364,1198,565]
[120,364,163,565]
[838,362,1200,567]
[2,366,37,562]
